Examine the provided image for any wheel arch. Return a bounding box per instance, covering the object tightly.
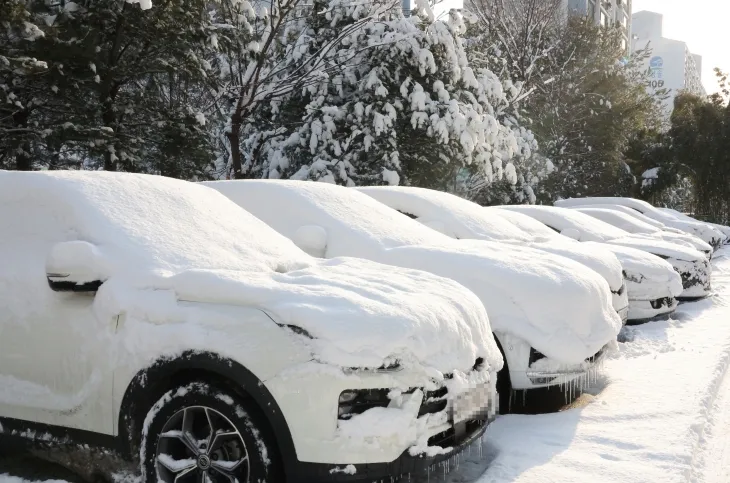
[117,350,297,479]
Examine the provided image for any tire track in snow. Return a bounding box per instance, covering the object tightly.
[684,253,730,482]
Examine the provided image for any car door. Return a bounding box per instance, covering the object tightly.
[0,197,113,435]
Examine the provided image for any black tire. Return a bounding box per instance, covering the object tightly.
[496,362,512,415]
[140,381,283,483]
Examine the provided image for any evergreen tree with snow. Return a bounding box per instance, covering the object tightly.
[1,0,217,177]
[245,0,535,191]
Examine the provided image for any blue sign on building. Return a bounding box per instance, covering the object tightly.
[649,56,664,80]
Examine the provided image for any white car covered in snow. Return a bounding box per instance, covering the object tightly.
[355,186,629,324]
[554,197,725,249]
[569,206,714,259]
[486,208,686,322]
[0,171,503,483]
[499,205,710,300]
[206,180,623,410]
[657,207,730,246]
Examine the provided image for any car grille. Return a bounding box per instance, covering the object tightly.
[419,385,448,417]
[650,297,673,309]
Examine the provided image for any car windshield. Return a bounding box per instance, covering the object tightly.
[0,171,306,276]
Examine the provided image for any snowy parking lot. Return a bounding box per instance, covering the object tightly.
[2,247,729,483]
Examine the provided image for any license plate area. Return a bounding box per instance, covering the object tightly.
[451,382,490,423]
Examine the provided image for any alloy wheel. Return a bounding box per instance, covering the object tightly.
[155,405,250,483]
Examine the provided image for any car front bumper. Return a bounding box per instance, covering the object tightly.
[289,417,492,482]
[628,296,678,323]
[671,257,712,299]
[517,344,610,389]
[264,360,498,481]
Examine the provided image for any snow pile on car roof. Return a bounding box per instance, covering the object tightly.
[0,171,501,373]
[499,205,630,242]
[355,186,531,242]
[207,180,623,365]
[484,207,562,241]
[357,187,624,291]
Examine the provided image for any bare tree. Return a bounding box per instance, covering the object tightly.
[464,0,564,92]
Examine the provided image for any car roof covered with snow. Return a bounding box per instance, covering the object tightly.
[572,207,660,235]
[659,208,730,242]
[0,171,504,373]
[206,180,623,365]
[355,186,531,242]
[499,205,706,262]
[497,205,629,242]
[483,207,563,242]
[356,186,624,291]
[554,197,724,246]
[566,203,667,228]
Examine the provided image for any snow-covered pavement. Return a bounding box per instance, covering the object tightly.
[2,248,730,483]
[448,246,730,483]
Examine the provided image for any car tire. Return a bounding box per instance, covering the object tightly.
[140,381,283,483]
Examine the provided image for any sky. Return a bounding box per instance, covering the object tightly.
[630,0,725,93]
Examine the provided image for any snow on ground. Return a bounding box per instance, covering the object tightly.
[441,246,730,483]
[2,251,730,483]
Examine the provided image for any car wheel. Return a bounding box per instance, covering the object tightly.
[140,381,282,483]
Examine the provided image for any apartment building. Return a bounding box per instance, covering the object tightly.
[566,0,633,50]
[632,10,706,116]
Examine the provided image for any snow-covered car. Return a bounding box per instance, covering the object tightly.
[499,205,710,300]
[554,197,725,249]
[657,207,730,245]
[0,171,503,483]
[355,186,629,324]
[205,180,623,410]
[568,206,714,259]
[482,207,683,322]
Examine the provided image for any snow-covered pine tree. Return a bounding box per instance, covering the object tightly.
[0,0,47,170]
[2,0,218,177]
[245,0,535,190]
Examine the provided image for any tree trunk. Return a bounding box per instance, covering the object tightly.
[12,110,32,170]
[102,98,117,171]
[228,113,243,179]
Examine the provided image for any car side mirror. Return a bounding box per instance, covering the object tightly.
[293,225,328,258]
[46,241,106,292]
[560,228,581,241]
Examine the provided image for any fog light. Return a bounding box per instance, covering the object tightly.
[337,389,392,421]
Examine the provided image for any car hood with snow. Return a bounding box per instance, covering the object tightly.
[554,197,724,247]
[658,207,730,245]
[583,242,683,301]
[570,206,714,257]
[356,186,624,292]
[1,171,502,375]
[205,180,622,366]
[499,205,706,261]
